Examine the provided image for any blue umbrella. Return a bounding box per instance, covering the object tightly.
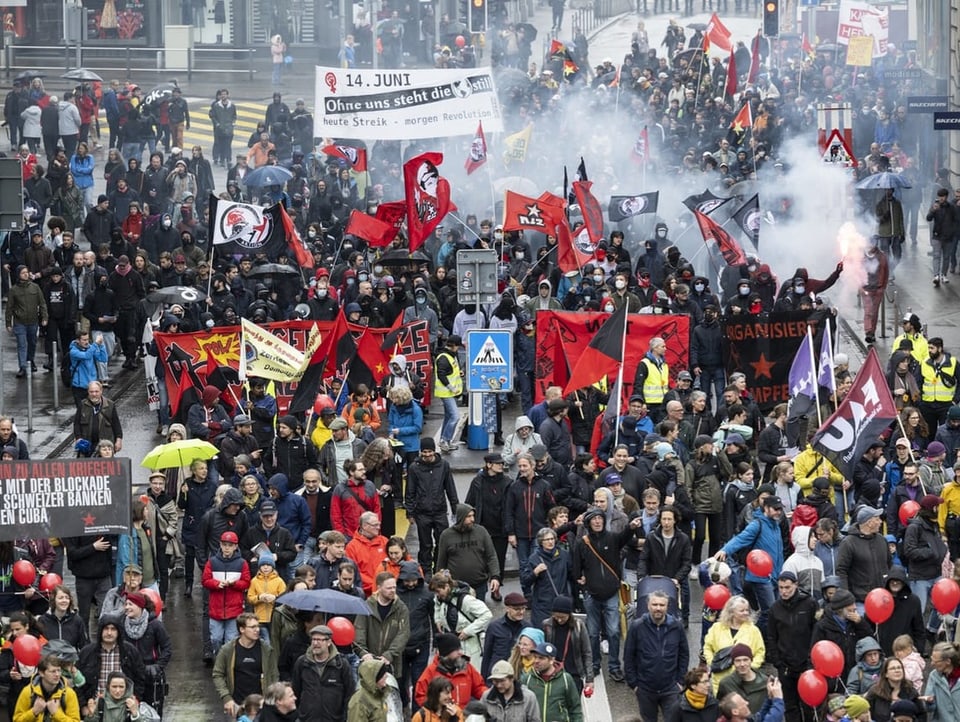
[276,588,371,616]
[855,172,911,190]
[244,165,294,188]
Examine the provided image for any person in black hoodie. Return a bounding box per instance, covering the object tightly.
[767,571,819,722]
[63,533,115,630]
[465,453,511,600]
[571,507,643,683]
[77,615,147,712]
[876,565,925,657]
[900,495,947,647]
[397,560,433,708]
[41,265,76,371]
[810,588,873,689]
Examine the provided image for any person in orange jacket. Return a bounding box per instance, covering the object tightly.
[414,633,487,708]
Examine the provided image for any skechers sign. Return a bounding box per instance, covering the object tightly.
[906,96,947,114]
[934,112,960,131]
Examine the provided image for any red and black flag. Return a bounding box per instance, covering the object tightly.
[502,191,566,233]
[563,304,628,395]
[549,40,580,80]
[280,205,314,268]
[210,195,289,259]
[728,101,753,146]
[694,209,747,267]
[288,310,351,414]
[812,348,899,480]
[321,141,368,172]
[464,122,487,175]
[682,189,731,216]
[403,152,455,252]
[572,180,603,244]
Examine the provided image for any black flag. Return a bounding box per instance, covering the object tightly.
[682,189,732,216]
[731,194,761,248]
[608,192,659,222]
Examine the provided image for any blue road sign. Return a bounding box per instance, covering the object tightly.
[466,329,513,392]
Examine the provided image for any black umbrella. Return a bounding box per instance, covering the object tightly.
[248,263,301,276]
[276,589,372,616]
[672,48,704,68]
[141,82,179,108]
[14,70,45,82]
[377,248,431,268]
[816,43,839,53]
[61,68,103,82]
[494,68,534,103]
[516,23,537,41]
[686,22,707,31]
[147,285,207,304]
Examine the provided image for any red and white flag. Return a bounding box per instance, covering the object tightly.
[632,127,650,166]
[706,13,733,52]
[403,152,455,252]
[464,122,487,175]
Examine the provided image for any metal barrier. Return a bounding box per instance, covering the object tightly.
[2,43,258,82]
[542,0,632,62]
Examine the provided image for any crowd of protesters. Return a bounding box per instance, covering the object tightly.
[0,4,959,722]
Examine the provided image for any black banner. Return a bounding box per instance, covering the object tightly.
[723,312,824,411]
[0,458,131,541]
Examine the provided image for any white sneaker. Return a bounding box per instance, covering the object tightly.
[934,276,941,287]
[160,425,169,436]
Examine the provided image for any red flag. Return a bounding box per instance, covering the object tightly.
[632,127,650,166]
[464,122,487,175]
[556,221,595,274]
[502,191,566,233]
[280,206,314,268]
[171,367,197,417]
[572,181,604,244]
[694,209,747,266]
[730,102,753,135]
[812,348,899,480]
[702,33,710,54]
[706,13,732,52]
[375,201,405,243]
[563,304,627,395]
[321,143,368,172]
[403,152,455,252]
[289,310,350,413]
[747,32,761,84]
[725,50,738,97]
[356,329,391,382]
[345,209,396,247]
[801,33,813,58]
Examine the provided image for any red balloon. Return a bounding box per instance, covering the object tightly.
[11,560,36,586]
[142,588,164,616]
[455,35,466,48]
[797,669,828,707]
[313,394,334,416]
[38,573,62,592]
[810,640,844,678]
[703,584,731,611]
[746,550,773,578]
[899,500,921,526]
[931,578,960,615]
[328,616,355,646]
[12,635,42,667]
[865,588,895,624]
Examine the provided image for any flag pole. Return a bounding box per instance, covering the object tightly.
[825,321,837,410]
[808,325,822,429]
[447,211,485,244]
[612,305,629,450]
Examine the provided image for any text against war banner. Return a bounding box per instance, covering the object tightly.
[314,66,504,141]
[155,320,434,417]
[724,312,829,412]
[0,458,132,540]
[533,310,689,402]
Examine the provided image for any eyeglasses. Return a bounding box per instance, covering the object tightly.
[244,624,260,629]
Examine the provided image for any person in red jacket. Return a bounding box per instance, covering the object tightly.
[202,531,251,655]
[344,511,388,596]
[414,633,486,708]
[330,459,381,540]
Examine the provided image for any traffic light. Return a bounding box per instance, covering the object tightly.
[469,0,487,33]
[762,0,779,37]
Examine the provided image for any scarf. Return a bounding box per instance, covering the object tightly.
[684,689,708,709]
[124,610,149,640]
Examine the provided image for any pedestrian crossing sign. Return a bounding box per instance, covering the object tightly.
[466,329,513,392]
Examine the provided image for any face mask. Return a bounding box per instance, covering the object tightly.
[639,277,650,288]
[316,288,327,298]
[657,229,667,238]
[694,282,705,292]
[794,285,805,294]
[416,294,426,305]
[308,230,317,239]
[162,220,171,228]
[346,278,355,285]
[615,280,626,290]
[515,252,524,259]
[374,265,383,274]
[603,304,615,313]
[358,272,368,282]
[593,274,604,284]
[738,286,751,297]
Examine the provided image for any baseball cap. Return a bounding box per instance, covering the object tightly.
[488,660,514,680]
[220,531,239,543]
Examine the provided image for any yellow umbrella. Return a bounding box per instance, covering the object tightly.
[140,439,219,470]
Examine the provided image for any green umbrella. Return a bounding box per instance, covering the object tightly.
[140,439,219,470]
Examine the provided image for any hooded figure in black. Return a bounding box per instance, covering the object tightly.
[775,265,843,304]
[635,225,668,288]
[78,615,148,705]
[876,565,925,657]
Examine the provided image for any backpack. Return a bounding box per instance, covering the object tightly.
[442,582,478,634]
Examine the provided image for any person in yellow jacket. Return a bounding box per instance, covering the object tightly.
[893,313,929,366]
[632,337,670,423]
[13,654,81,722]
[794,444,845,501]
[939,471,960,561]
[247,554,287,644]
[434,336,463,453]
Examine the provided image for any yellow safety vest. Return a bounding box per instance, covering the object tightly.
[921,356,957,403]
[641,357,670,405]
[434,351,463,397]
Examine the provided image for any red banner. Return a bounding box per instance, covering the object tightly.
[534,311,690,402]
[155,320,433,417]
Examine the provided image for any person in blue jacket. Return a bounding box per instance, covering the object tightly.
[387,385,423,465]
[713,495,785,636]
[266,474,312,574]
[68,329,107,410]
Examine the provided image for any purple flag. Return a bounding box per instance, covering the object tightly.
[818,324,836,394]
[787,331,816,424]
